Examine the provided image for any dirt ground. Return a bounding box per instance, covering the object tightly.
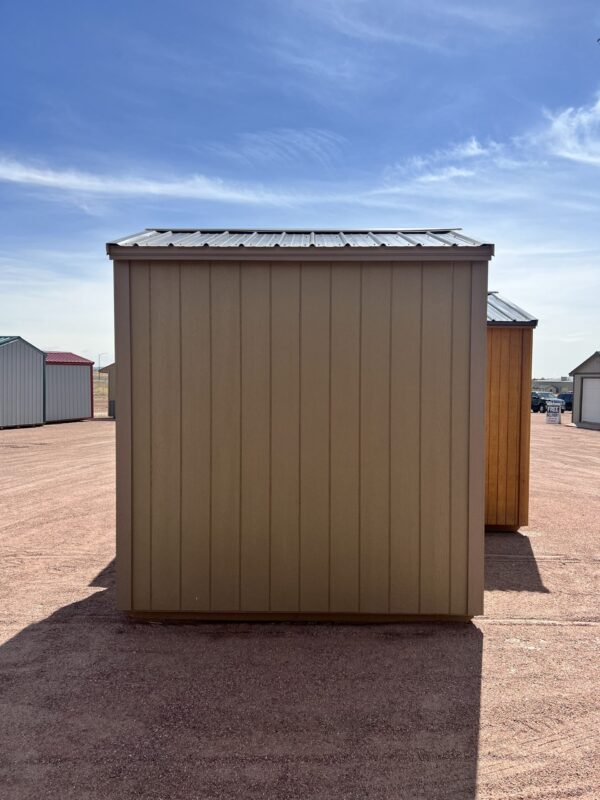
[0,413,598,799]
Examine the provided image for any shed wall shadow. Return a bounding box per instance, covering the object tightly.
[0,560,483,799]
[485,532,549,593]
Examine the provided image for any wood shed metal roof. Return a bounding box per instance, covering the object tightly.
[487,292,537,327]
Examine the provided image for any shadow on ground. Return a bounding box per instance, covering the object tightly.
[0,560,483,800]
[485,532,549,592]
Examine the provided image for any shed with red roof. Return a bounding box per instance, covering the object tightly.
[44,351,94,423]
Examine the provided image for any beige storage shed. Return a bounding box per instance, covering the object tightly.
[99,362,116,418]
[485,293,537,532]
[570,352,600,430]
[107,228,494,620]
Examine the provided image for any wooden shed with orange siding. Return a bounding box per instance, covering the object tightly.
[485,292,537,532]
[107,228,494,621]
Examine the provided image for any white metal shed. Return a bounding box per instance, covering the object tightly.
[44,352,94,423]
[0,336,45,428]
[570,351,600,430]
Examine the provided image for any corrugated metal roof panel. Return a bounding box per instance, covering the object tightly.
[108,228,489,249]
[487,292,537,327]
[45,351,94,365]
[0,335,45,354]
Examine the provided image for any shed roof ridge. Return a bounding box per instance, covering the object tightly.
[141,226,464,233]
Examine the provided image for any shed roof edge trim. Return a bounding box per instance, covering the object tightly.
[487,320,538,328]
[106,244,494,262]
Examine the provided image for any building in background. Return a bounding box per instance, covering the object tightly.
[531,377,573,394]
[570,352,600,430]
[0,336,45,428]
[44,352,94,423]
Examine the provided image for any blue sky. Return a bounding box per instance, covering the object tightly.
[1,0,600,374]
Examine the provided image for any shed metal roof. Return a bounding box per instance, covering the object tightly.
[0,335,45,354]
[45,351,94,366]
[109,227,488,249]
[487,292,537,327]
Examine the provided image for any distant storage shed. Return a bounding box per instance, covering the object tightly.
[570,352,600,430]
[45,352,94,423]
[99,362,116,418]
[0,336,45,428]
[486,292,537,531]
[108,227,493,621]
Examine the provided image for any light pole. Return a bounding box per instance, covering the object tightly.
[97,353,108,370]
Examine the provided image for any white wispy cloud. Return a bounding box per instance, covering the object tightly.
[299,0,438,50]
[2,91,600,376]
[0,157,293,205]
[292,0,534,52]
[2,93,600,218]
[205,128,346,167]
[539,94,600,166]
[270,39,362,83]
[414,166,476,183]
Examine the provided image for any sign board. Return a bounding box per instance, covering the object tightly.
[546,400,561,424]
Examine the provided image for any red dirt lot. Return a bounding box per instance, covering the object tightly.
[0,414,599,799]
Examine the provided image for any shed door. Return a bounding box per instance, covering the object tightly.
[581,378,600,424]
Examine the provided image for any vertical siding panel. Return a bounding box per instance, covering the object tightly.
[572,375,581,424]
[518,328,533,525]
[270,264,300,611]
[496,330,510,525]
[180,264,211,609]
[240,264,271,611]
[0,339,45,428]
[129,262,151,610]
[114,261,132,610]
[420,263,452,615]
[485,330,493,526]
[210,263,241,611]
[44,365,91,422]
[1,347,5,424]
[505,328,522,528]
[150,263,181,611]
[486,329,500,523]
[299,264,331,611]
[329,265,360,612]
[360,264,391,613]
[450,263,471,615]
[389,263,421,613]
[468,261,488,615]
